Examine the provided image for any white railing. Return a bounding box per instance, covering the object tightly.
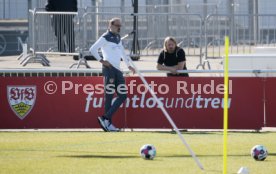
[1,69,276,75]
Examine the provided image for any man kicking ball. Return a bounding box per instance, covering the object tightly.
[89,17,135,132]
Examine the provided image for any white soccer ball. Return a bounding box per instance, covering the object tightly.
[140,144,156,160]
[251,145,268,161]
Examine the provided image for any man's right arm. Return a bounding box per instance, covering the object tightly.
[89,37,106,61]
[89,37,112,67]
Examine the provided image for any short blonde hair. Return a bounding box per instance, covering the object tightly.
[108,17,121,27]
[163,37,177,52]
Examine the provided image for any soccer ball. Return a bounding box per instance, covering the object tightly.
[251,145,268,161]
[140,144,156,160]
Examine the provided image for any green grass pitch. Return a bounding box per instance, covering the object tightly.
[0,131,275,174]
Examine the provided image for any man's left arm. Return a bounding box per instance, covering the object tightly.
[176,49,186,72]
[177,61,186,70]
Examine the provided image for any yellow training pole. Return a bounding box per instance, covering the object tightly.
[223,36,229,174]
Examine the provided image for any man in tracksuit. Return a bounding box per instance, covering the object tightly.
[90,18,136,132]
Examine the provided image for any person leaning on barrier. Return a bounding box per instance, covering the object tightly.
[89,18,136,132]
[45,0,77,53]
[157,37,189,77]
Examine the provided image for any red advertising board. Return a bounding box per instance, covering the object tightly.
[0,76,271,129]
[265,78,276,127]
[1,77,117,129]
[125,77,263,129]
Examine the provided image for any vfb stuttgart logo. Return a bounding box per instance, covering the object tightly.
[7,86,36,120]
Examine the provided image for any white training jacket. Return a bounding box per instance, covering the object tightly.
[89,30,131,70]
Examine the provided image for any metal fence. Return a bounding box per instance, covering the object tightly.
[82,12,203,57]
[205,14,276,58]
[22,9,276,69]
[20,9,83,67]
[23,10,203,67]
[203,14,276,69]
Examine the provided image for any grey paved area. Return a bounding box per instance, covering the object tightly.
[0,54,224,77]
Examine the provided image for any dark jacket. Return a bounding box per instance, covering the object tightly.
[45,0,77,12]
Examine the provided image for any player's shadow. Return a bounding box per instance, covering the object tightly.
[59,153,252,159]
[59,154,140,159]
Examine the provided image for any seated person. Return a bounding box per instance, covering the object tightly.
[157,37,189,77]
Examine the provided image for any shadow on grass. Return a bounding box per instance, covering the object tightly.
[58,154,224,173]
[58,153,252,159]
[2,148,262,159]
[268,153,276,156]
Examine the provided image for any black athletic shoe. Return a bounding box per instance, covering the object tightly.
[97,116,108,132]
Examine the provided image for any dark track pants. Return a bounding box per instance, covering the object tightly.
[102,65,127,121]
